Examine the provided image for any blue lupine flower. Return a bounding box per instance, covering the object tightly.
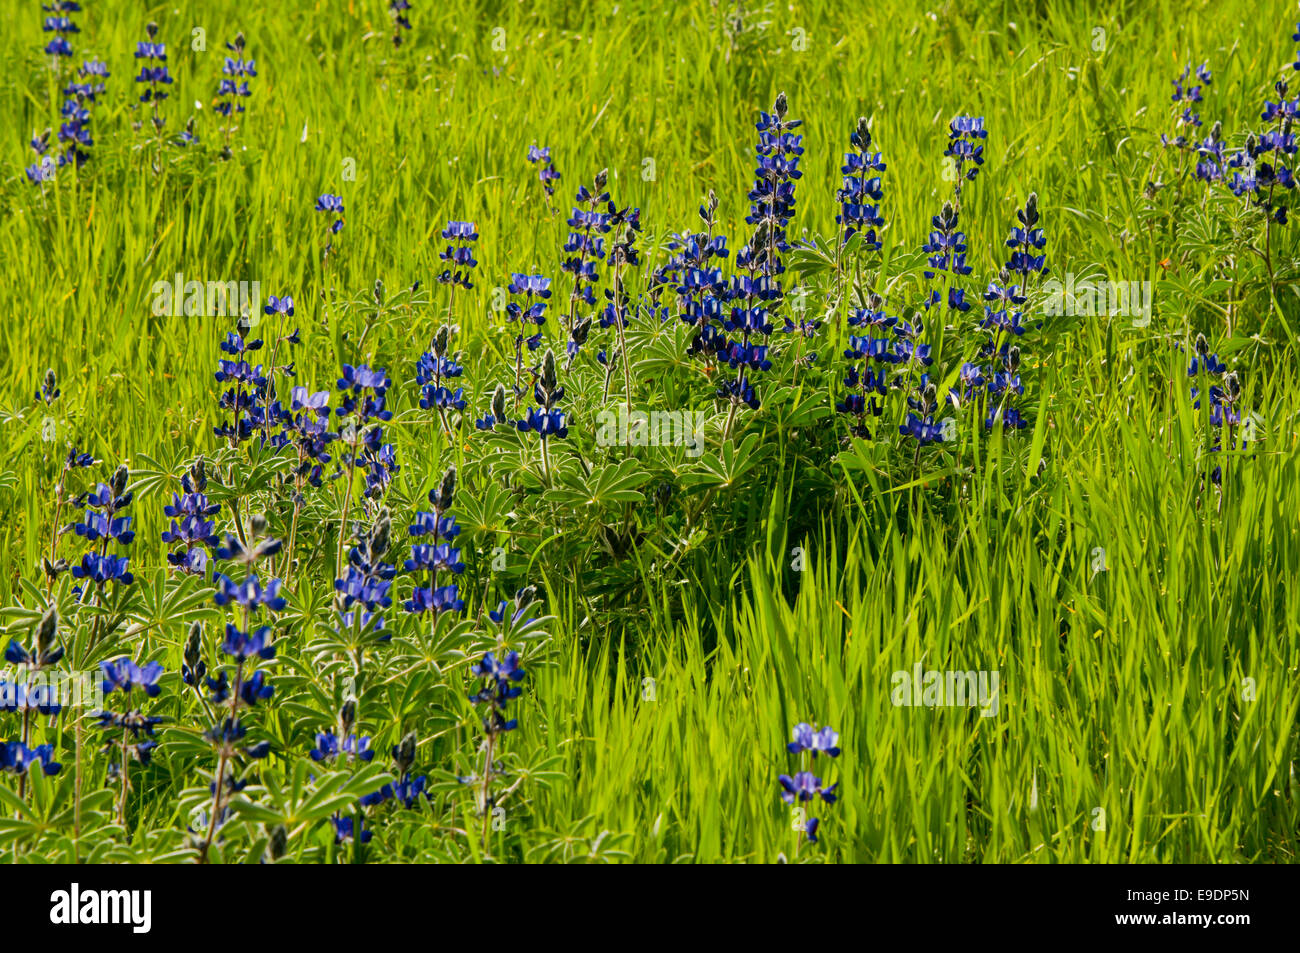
[42,13,79,58]
[0,742,62,776]
[238,669,274,707]
[335,364,391,422]
[316,193,345,242]
[335,560,394,610]
[71,510,135,544]
[212,574,287,611]
[220,624,276,662]
[561,170,619,322]
[1162,62,1212,149]
[527,143,561,197]
[468,650,526,735]
[71,552,133,585]
[331,815,371,844]
[204,717,271,759]
[100,657,164,697]
[900,412,944,444]
[216,33,255,127]
[515,348,569,463]
[945,115,987,186]
[264,295,294,317]
[403,585,464,614]
[517,407,568,438]
[133,24,173,126]
[437,221,479,289]
[403,543,465,574]
[0,681,63,716]
[489,586,540,628]
[310,732,374,762]
[837,117,886,248]
[361,772,428,808]
[787,723,842,758]
[777,770,838,804]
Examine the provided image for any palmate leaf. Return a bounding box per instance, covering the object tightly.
[128,566,220,636]
[543,457,651,508]
[457,478,516,536]
[129,449,193,501]
[229,759,394,827]
[763,383,833,428]
[678,432,770,492]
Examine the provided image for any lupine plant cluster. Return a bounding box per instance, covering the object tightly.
[3,2,1299,866]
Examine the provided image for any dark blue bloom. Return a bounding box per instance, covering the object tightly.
[212,574,287,611]
[527,143,561,196]
[0,742,62,776]
[468,650,526,734]
[331,815,371,843]
[71,552,133,585]
[777,770,838,804]
[101,657,163,697]
[310,731,374,763]
[220,624,275,662]
[787,723,842,758]
[0,680,63,716]
[837,117,886,248]
[403,584,464,614]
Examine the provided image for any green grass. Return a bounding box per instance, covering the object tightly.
[0,0,1298,862]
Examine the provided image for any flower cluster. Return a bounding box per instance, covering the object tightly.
[1188,333,1246,485]
[67,464,136,589]
[437,221,479,291]
[4,608,64,672]
[337,509,397,619]
[336,363,397,502]
[213,316,267,444]
[316,193,345,258]
[360,732,430,809]
[161,457,222,575]
[133,22,172,132]
[836,295,896,439]
[527,144,561,199]
[516,348,568,479]
[837,117,886,249]
[195,518,283,857]
[1225,77,1298,225]
[0,741,61,776]
[707,93,804,422]
[97,656,165,820]
[469,650,526,736]
[1,609,65,790]
[41,2,79,59]
[562,170,615,320]
[404,467,465,616]
[778,722,840,847]
[945,115,987,197]
[978,193,1048,431]
[1161,62,1212,150]
[505,273,552,370]
[216,32,256,153]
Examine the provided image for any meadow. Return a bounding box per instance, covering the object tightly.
[0,0,1298,863]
